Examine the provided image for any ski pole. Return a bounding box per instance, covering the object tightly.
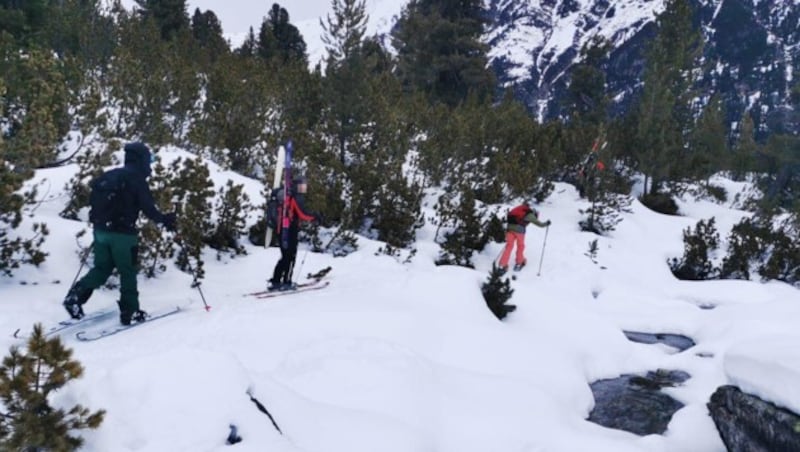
[537,225,549,277]
[175,235,211,312]
[291,248,309,284]
[69,240,94,288]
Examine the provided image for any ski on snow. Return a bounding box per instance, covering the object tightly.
[13,308,118,339]
[244,266,332,298]
[75,306,183,342]
[253,280,330,299]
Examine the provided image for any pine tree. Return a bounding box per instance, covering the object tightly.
[481,264,516,320]
[172,157,214,282]
[436,186,485,268]
[134,0,190,40]
[235,26,257,57]
[138,158,178,278]
[758,216,800,285]
[320,0,371,164]
[0,324,105,450]
[669,217,720,280]
[0,69,49,277]
[107,12,199,145]
[188,52,275,174]
[0,0,48,45]
[730,111,758,181]
[719,216,771,280]
[490,95,550,200]
[688,95,728,186]
[633,0,702,196]
[257,4,307,65]
[2,46,69,170]
[370,167,424,249]
[579,191,633,235]
[190,8,228,62]
[564,37,611,169]
[392,0,495,107]
[321,0,367,63]
[42,0,113,64]
[760,133,800,209]
[208,180,251,257]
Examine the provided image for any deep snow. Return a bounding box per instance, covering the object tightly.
[3,145,800,451]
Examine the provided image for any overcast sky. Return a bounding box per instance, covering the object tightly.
[117,0,334,35]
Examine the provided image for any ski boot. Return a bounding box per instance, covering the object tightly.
[513,260,527,272]
[120,309,148,326]
[63,285,92,320]
[280,281,297,291]
[267,279,282,292]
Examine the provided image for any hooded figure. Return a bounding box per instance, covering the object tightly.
[63,142,177,325]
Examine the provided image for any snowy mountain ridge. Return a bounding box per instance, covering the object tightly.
[293,0,798,130]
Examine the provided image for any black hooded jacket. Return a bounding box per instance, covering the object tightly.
[92,142,168,234]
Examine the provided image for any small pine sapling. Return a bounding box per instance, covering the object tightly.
[436,187,485,268]
[669,217,720,280]
[0,324,105,451]
[172,158,215,282]
[483,209,506,244]
[719,217,770,280]
[585,239,599,264]
[208,180,251,258]
[481,264,516,320]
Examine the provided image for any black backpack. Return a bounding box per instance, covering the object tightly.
[266,187,284,230]
[89,170,127,229]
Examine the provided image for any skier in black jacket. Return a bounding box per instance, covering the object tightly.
[268,175,316,291]
[63,142,177,325]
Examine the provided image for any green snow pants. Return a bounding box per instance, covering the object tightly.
[76,229,140,313]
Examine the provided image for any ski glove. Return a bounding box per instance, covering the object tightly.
[545,220,552,226]
[163,212,178,232]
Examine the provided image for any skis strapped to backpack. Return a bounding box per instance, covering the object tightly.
[264,145,286,248]
[280,140,294,249]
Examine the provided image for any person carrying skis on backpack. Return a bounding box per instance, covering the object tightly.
[498,200,551,273]
[62,142,177,325]
[268,175,316,291]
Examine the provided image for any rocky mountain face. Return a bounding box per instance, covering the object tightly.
[482,0,799,135]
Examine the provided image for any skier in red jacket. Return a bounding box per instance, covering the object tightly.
[268,175,316,291]
[498,201,550,273]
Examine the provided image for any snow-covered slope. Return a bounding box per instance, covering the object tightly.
[3,147,800,451]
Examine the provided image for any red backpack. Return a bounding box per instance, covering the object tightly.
[507,204,535,225]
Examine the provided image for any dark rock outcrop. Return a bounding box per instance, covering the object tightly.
[708,385,800,452]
